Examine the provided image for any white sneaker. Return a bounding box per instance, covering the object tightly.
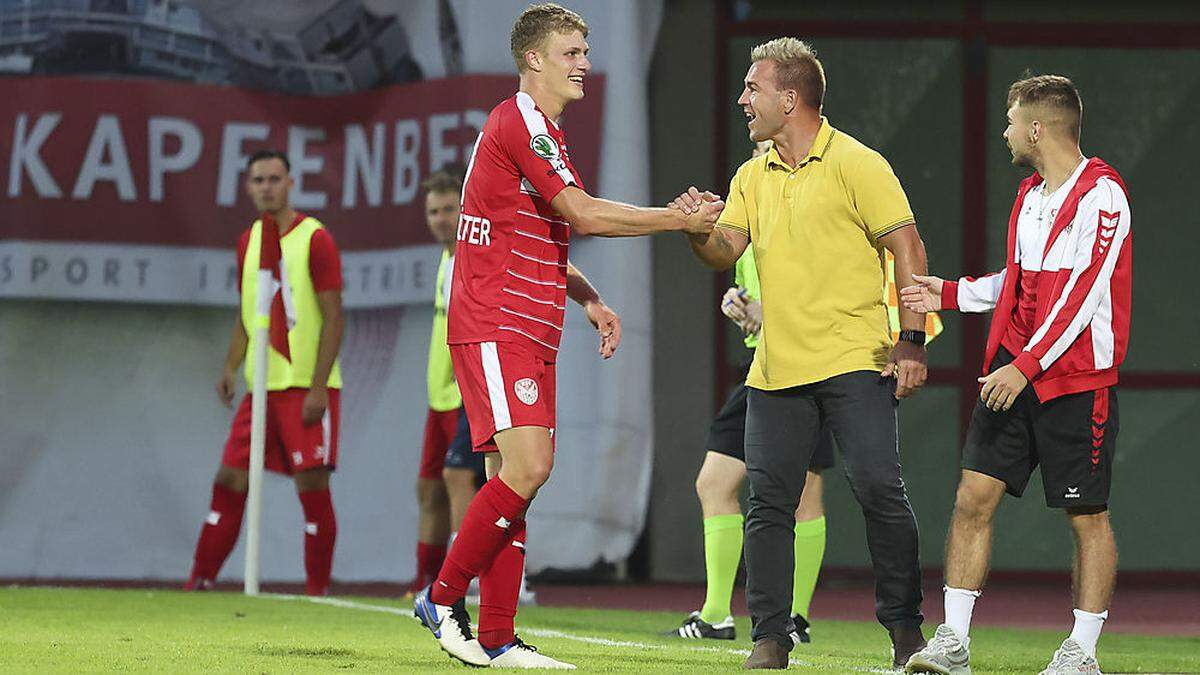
[1039,638,1101,674]
[906,624,971,674]
[486,637,575,669]
[413,586,491,667]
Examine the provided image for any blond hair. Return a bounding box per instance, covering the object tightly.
[750,38,825,110]
[510,3,589,73]
[1007,74,1082,140]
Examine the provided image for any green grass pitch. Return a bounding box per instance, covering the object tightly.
[1,587,1196,673]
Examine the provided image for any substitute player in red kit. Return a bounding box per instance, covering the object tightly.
[413,3,722,668]
[184,149,344,597]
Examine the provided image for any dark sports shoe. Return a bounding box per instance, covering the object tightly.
[790,614,812,644]
[669,610,736,640]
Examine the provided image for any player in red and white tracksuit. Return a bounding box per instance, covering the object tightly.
[412,5,723,669]
[902,75,1131,674]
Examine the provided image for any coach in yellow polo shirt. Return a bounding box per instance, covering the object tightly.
[679,38,930,670]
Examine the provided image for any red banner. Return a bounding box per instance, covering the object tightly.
[0,74,604,251]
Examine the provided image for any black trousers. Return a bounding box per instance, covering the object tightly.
[744,371,923,646]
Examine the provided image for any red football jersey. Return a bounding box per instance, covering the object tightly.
[447,91,584,361]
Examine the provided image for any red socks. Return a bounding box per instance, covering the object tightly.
[299,488,337,596]
[413,542,448,593]
[430,477,528,606]
[478,519,526,649]
[186,483,246,589]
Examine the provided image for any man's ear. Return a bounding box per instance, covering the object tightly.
[783,89,797,115]
[525,50,542,72]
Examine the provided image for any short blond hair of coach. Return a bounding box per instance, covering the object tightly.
[676,37,931,670]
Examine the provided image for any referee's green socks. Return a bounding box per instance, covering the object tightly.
[698,514,743,625]
[791,516,827,618]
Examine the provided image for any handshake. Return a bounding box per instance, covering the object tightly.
[667,185,725,235]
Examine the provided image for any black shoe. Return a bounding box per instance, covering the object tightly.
[888,623,927,670]
[669,610,736,640]
[743,637,790,669]
[790,614,811,644]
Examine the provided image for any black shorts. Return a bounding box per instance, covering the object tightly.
[444,407,486,476]
[963,348,1118,508]
[706,366,835,471]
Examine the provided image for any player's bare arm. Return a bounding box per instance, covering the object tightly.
[566,261,621,359]
[879,224,929,398]
[303,289,344,425]
[552,185,722,238]
[217,317,248,407]
[686,225,748,271]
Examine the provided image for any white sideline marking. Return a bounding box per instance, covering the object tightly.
[264,593,895,673]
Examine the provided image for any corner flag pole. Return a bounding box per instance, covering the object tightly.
[244,218,278,596]
[244,277,271,595]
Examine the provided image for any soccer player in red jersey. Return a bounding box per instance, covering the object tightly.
[413,3,722,668]
[184,150,344,596]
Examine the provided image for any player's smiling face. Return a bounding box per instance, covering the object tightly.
[245,158,292,213]
[738,60,785,143]
[539,30,590,103]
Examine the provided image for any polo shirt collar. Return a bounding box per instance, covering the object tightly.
[765,116,835,170]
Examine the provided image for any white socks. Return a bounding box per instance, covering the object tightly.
[1068,608,1108,657]
[943,586,982,642]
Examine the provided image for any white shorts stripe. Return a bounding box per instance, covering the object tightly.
[480,342,512,432]
[321,408,331,465]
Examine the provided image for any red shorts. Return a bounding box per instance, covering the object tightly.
[449,341,556,452]
[222,388,340,474]
[419,407,462,479]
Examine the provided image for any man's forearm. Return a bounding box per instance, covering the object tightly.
[565,261,602,307]
[311,296,344,389]
[688,227,743,270]
[573,197,689,237]
[224,318,249,372]
[891,235,929,331]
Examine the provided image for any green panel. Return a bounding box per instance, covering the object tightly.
[725,37,964,368]
[987,48,1200,372]
[734,0,963,21]
[983,1,1200,22]
[987,390,1200,571]
[822,386,961,568]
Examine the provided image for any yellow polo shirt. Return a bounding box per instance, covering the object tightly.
[718,118,915,390]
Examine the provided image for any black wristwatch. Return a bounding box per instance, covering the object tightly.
[898,329,926,346]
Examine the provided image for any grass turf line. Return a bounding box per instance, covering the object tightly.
[1,587,1197,673]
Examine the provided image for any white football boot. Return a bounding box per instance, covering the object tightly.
[485,637,575,669]
[413,586,491,667]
